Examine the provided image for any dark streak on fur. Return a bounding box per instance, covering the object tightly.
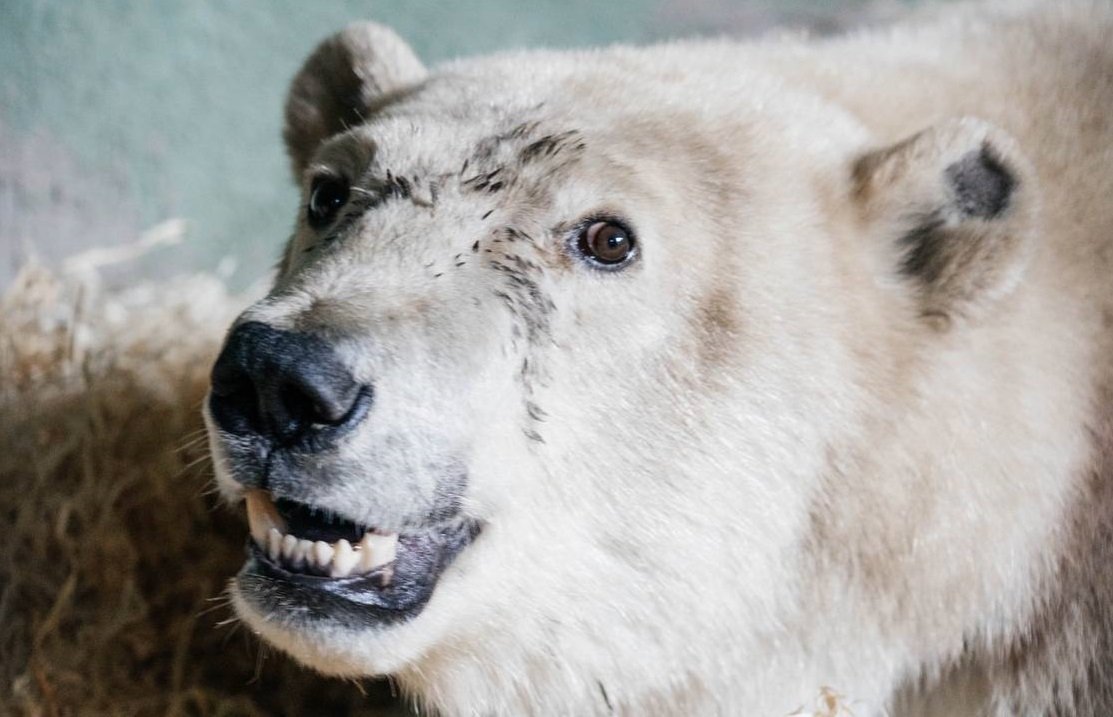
[384,170,412,200]
[488,257,554,339]
[508,120,541,140]
[458,124,586,207]
[493,290,515,311]
[504,227,533,244]
[525,401,547,421]
[898,212,947,282]
[330,168,437,225]
[520,130,583,164]
[598,681,614,713]
[463,168,506,193]
[453,122,588,443]
[489,241,555,440]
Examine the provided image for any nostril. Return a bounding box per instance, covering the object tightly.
[311,382,361,424]
[279,374,358,425]
[208,321,370,449]
[276,381,332,434]
[312,402,332,422]
[278,382,312,427]
[209,362,262,436]
[210,359,248,398]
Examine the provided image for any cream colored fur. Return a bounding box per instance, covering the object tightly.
[210,2,1113,714]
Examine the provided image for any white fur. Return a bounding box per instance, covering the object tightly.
[209,3,1113,714]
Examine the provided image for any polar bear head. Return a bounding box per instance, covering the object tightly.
[204,22,1036,714]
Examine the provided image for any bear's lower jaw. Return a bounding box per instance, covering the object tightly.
[234,515,481,629]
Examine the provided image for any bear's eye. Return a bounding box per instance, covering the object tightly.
[577,220,636,268]
[307,176,350,229]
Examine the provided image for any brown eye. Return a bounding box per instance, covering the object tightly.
[578,220,636,267]
[307,176,350,229]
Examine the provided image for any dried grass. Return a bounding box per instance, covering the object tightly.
[0,264,408,715]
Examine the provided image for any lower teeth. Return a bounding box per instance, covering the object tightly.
[244,490,398,579]
[265,528,398,578]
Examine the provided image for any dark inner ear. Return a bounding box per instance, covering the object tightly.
[854,117,1035,322]
[283,23,427,179]
[284,39,373,176]
[944,144,1016,219]
[898,144,1019,283]
[314,49,371,138]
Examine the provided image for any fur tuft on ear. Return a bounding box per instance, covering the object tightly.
[852,117,1038,324]
[284,22,427,179]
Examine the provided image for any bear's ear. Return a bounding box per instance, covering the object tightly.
[851,117,1037,325]
[284,22,427,179]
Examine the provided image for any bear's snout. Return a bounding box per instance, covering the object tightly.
[208,321,372,453]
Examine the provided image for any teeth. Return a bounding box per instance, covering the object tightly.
[359,533,399,571]
[245,489,287,547]
[242,491,398,580]
[281,534,298,561]
[357,535,377,572]
[313,540,334,568]
[267,528,282,561]
[331,539,359,578]
[293,539,313,570]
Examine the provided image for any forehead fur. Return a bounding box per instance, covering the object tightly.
[286,45,862,303]
[304,43,863,188]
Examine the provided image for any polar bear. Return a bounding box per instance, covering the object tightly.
[203,2,1113,714]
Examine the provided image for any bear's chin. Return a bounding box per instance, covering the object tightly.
[229,545,475,678]
[227,496,483,677]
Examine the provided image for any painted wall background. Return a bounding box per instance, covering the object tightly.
[0,0,923,290]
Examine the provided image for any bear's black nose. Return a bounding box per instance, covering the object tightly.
[208,322,370,447]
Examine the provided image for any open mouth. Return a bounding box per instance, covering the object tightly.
[237,490,480,625]
[246,491,400,579]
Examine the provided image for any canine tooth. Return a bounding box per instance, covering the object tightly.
[245,489,285,547]
[267,528,282,561]
[356,536,375,573]
[330,539,358,578]
[281,534,298,561]
[314,540,334,569]
[358,532,399,571]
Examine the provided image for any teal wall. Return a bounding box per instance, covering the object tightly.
[0,0,915,288]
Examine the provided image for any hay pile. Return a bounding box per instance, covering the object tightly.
[0,265,408,715]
